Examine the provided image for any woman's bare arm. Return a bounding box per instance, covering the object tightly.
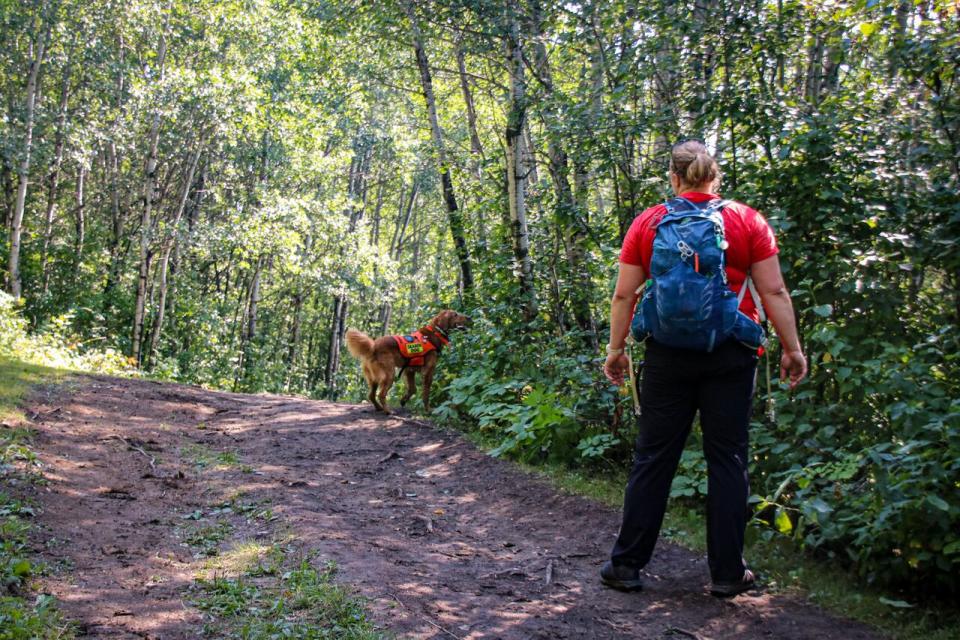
[751,254,807,388]
[603,262,646,386]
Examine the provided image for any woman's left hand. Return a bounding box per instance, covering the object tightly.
[603,353,629,386]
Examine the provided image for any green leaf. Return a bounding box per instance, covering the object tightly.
[942,540,960,556]
[808,497,833,515]
[812,304,833,317]
[12,559,31,577]
[927,495,950,511]
[878,597,915,608]
[775,509,793,534]
[858,22,878,37]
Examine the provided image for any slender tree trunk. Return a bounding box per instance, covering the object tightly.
[7,3,50,299]
[286,292,303,386]
[392,181,419,259]
[240,255,264,387]
[530,1,595,345]
[455,32,484,162]
[103,140,125,309]
[378,301,392,335]
[405,1,474,298]
[144,146,202,369]
[145,241,173,370]
[324,294,348,398]
[369,170,385,246]
[132,4,172,365]
[389,180,406,255]
[504,10,537,321]
[40,62,71,297]
[454,35,488,248]
[73,159,86,265]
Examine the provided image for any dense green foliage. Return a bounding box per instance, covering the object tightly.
[1,0,957,595]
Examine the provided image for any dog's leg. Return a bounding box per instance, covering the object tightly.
[368,382,382,411]
[422,367,435,413]
[400,369,417,407]
[378,369,395,414]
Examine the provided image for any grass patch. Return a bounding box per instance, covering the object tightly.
[0,357,65,425]
[192,550,384,639]
[185,487,382,638]
[183,522,235,558]
[203,541,279,576]
[180,444,242,471]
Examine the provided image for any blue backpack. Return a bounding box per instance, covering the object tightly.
[630,197,766,352]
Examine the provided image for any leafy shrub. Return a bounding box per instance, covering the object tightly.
[750,325,960,593]
[0,292,133,375]
[432,304,629,465]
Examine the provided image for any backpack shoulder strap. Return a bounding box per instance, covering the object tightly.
[737,273,767,322]
[663,196,701,217]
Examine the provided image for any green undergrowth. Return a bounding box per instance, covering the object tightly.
[0,358,75,639]
[518,458,960,640]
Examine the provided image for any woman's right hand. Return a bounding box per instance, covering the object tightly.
[780,349,807,389]
[604,353,630,386]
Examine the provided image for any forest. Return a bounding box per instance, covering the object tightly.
[1,0,958,603]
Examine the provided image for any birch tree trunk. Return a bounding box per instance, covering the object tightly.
[238,255,264,387]
[145,146,202,370]
[455,32,484,162]
[324,294,348,398]
[529,1,595,345]
[392,180,419,260]
[504,10,537,321]
[73,159,86,265]
[7,2,51,299]
[132,3,172,365]
[405,1,474,298]
[40,62,72,297]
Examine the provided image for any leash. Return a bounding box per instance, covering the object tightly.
[765,347,775,422]
[624,281,647,417]
[625,334,642,416]
[738,274,776,422]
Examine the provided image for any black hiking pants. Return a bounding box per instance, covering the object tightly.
[610,338,758,584]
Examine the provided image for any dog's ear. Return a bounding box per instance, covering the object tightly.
[438,309,455,329]
[430,310,450,329]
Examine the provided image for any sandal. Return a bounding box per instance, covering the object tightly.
[710,568,757,598]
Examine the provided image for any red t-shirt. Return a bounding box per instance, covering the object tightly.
[619,191,778,323]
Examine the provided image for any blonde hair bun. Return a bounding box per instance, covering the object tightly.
[670,141,720,188]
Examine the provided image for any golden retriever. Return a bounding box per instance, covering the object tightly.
[345,310,470,413]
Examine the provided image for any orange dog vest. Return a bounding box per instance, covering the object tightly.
[392,326,449,367]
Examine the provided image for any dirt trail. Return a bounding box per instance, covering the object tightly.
[17,375,881,639]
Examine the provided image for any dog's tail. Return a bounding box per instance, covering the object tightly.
[344,329,375,361]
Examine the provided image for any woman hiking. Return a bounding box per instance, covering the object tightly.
[601,139,807,597]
